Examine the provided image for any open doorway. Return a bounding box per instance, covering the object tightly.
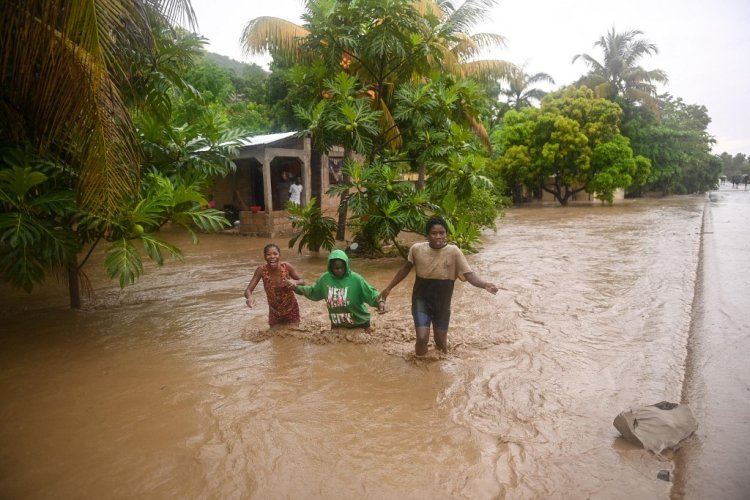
[271,157,303,210]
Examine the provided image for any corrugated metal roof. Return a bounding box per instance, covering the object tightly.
[237,131,298,147]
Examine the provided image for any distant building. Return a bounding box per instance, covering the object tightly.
[210,132,345,236]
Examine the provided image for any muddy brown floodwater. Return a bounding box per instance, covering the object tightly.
[1,190,748,499]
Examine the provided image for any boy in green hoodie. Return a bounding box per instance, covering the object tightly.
[289,249,382,332]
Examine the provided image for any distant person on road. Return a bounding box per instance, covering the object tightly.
[379,216,503,356]
[245,244,304,326]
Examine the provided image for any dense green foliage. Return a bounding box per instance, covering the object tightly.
[243,0,511,254]
[287,197,338,253]
[491,27,719,204]
[0,1,238,307]
[622,95,720,195]
[1,1,729,311]
[717,153,750,178]
[567,28,718,197]
[494,87,650,205]
[179,53,275,133]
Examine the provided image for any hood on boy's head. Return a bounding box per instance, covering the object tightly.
[327,249,350,275]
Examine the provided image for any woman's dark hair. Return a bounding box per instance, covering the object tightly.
[425,216,448,234]
[263,243,281,255]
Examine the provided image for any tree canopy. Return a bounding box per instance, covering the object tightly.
[241,0,510,254]
[622,94,719,195]
[495,86,650,205]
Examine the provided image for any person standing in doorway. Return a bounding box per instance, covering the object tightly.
[379,216,503,355]
[289,177,303,206]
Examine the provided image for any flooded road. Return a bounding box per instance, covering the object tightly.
[673,186,750,499]
[0,190,747,499]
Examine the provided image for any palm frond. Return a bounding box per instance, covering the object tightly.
[1,1,143,218]
[425,39,464,76]
[460,59,514,81]
[525,71,555,86]
[572,53,605,73]
[450,33,481,61]
[465,114,491,151]
[441,0,499,35]
[458,32,507,55]
[377,98,403,149]
[575,27,667,107]
[158,0,198,30]
[240,16,311,62]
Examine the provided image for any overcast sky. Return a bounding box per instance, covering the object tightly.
[190,0,750,156]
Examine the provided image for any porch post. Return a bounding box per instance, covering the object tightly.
[263,148,273,212]
[302,134,311,206]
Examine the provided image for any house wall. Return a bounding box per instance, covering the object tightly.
[238,210,294,237]
[212,135,348,236]
[208,158,261,222]
[550,188,625,204]
[534,178,625,204]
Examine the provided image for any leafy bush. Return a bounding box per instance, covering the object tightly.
[287,197,337,253]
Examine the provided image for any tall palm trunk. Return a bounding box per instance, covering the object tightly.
[417,163,426,191]
[67,254,81,309]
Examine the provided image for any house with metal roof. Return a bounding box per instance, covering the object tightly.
[209,132,345,236]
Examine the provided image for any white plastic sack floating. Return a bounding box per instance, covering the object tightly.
[613,401,698,454]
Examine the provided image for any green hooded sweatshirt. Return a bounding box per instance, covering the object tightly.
[294,249,380,328]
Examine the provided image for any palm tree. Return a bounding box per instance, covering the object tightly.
[0,1,224,307]
[572,27,668,108]
[495,63,555,111]
[420,0,514,82]
[417,0,515,146]
[241,0,513,147]
[0,0,197,217]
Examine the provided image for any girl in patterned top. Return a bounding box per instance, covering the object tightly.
[244,244,305,326]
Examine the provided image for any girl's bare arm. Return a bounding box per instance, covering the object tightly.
[244,267,263,307]
[285,262,305,286]
[379,261,413,301]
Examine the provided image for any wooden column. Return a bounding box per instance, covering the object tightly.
[302,134,311,206]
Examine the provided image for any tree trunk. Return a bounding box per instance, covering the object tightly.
[335,191,348,241]
[67,254,81,309]
[335,148,355,241]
